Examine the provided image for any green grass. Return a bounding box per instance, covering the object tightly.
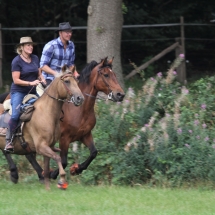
[0,181,215,215]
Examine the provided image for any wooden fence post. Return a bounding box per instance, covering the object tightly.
[175,17,186,84]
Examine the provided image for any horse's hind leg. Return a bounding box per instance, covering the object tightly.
[2,151,19,183]
[70,133,97,175]
[25,153,44,183]
[43,156,50,190]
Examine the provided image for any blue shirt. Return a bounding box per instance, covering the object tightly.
[10,54,39,94]
[40,37,75,81]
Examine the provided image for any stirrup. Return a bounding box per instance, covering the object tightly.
[4,142,14,153]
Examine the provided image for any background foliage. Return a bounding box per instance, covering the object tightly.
[0,0,215,83]
[1,1,215,187]
[1,55,215,187]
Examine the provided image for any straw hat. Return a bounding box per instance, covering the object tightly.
[16,37,37,54]
[16,37,37,47]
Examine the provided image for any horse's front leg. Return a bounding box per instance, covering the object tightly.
[25,153,44,183]
[49,135,70,180]
[70,132,98,175]
[38,144,68,190]
[2,150,19,183]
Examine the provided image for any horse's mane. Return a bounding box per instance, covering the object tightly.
[79,58,112,84]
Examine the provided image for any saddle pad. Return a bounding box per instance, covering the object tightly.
[0,127,7,136]
[3,94,38,115]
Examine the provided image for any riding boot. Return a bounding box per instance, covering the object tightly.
[4,127,14,152]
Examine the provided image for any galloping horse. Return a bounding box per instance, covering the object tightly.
[49,57,125,179]
[0,66,84,189]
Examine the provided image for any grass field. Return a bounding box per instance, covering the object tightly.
[0,180,215,215]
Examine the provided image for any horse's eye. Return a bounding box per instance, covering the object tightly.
[64,80,70,84]
[104,74,109,78]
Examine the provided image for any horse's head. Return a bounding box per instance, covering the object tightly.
[93,57,125,102]
[57,65,84,106]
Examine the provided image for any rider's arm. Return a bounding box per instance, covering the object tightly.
[40,65,57,76]
[12,71,40,86]
[40,43,57,76]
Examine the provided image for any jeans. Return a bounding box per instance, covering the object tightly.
[45,79,52,86]
[10,92,26,121]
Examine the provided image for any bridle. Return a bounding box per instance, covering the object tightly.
[43,72,77,103]
[84,66,116,101]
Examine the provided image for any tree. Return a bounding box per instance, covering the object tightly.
[87,0,124,88]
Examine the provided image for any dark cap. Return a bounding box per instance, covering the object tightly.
[55,22,72,32]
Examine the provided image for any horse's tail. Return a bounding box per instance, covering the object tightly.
[0,92,9,103]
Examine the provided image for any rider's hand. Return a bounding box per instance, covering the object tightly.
[74,70,80,79]
[29,80,41,86]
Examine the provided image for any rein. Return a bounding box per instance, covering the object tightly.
[84,92,108,101]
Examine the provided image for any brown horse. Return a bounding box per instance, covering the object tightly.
[0,66,84,189]
[49,57,125,179]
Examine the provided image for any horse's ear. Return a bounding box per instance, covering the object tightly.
[62,65,67,74]
[71,65,76,74]
[100,57,108,67]
[108,57,114,65]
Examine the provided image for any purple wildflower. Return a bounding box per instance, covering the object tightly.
[157,72,162,78]
[201,104,206,110]
[202,124,207,129]
[137,135,141,140]
[182,89,189,94]
[185,144,190,148]
[205,137,209,141]
[145,124,149,127]
[177,128,182,134]
[196,135,200,140]
[194,120,199,126]
[212,145,215,149]
[179,54,185,58]
[188,130,193,133]
[151,77,155,81]
[173,71,177,75]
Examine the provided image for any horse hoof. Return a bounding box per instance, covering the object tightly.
[57,181,68,190]
[10,176,18,184]
[39,178,45,184]
[70,163,79,175]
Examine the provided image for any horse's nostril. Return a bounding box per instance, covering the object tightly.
[117,93,125,99]
[76,96,84,104]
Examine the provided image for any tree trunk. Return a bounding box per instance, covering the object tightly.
[87,0,124,88]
